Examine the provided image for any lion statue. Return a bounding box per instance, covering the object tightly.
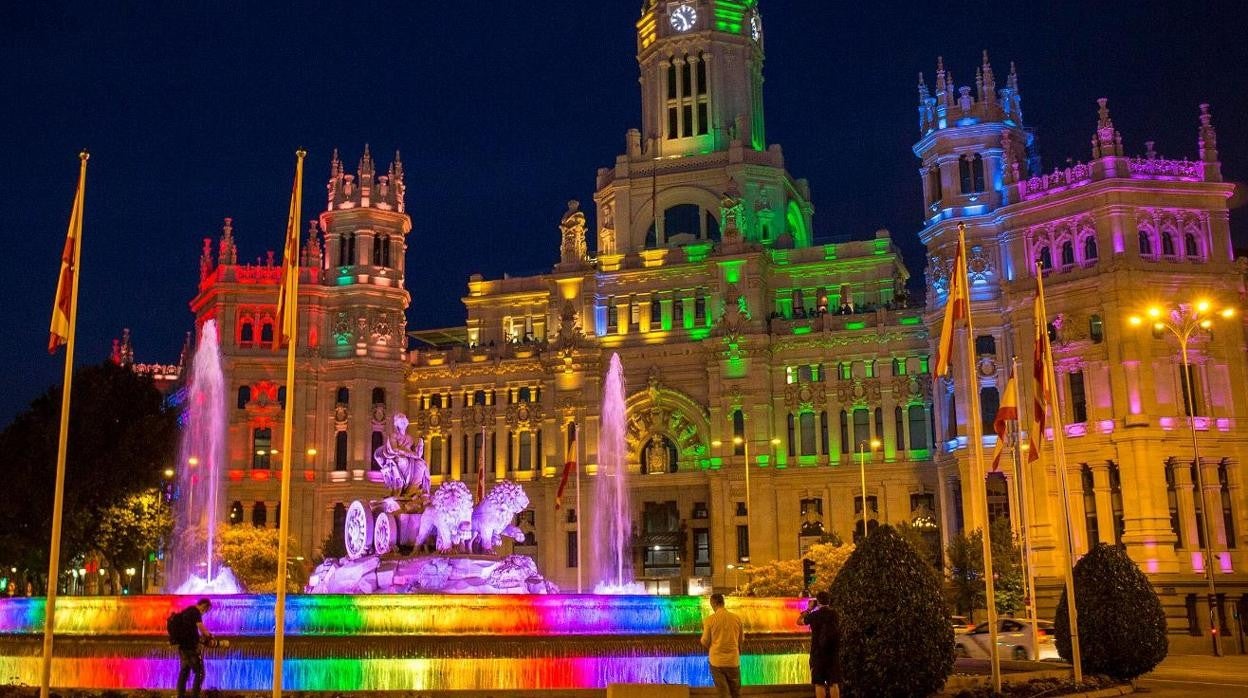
[472,480,530,552]
[406,480,473,552]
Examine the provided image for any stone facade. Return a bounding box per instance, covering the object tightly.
[190,1,1248,648]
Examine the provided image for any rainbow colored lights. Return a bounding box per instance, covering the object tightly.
[0,594,810,691]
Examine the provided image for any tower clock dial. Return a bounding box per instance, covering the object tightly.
[670,4,698,33]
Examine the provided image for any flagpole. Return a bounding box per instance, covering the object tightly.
[40,150,88,698]
[1009,356,1040,658]
[574,422,583,594]
[956,225,1001,693]
[1035,266,1083,682]
[273,148,305,698]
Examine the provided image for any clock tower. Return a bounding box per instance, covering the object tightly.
[593,1,810,256]
[637,0,766,157]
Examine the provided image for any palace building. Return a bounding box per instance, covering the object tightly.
[189,1,1246,647]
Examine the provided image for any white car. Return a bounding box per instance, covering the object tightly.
[953,618,1059,661]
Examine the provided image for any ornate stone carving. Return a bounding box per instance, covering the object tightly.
[334,403,349,428]
[718,283,751,348]
[967,245,992,282]
[333,313,352,345]
[784,381,827,411]
[372,313,392,346]
[835,378,881,407]
[461,404,496,432]
[598,203,617,256]
[559,199,588,265]
[504,402,544,430]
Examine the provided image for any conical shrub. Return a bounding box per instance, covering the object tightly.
[830,524,955,697]
[1054,542,1168,681]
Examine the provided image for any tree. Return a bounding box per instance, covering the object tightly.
[96,488,173,591]
[895,520,942,569]
[0,362,179,576]
[831,525,954,697]
[316,528,347,563]
[805,541,854,591]
[216,525,302,593]
[945,518,1023,618]
[738,542,855,597]
[1055,543,1168,681]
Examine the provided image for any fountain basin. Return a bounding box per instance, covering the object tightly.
[0,595,809,691]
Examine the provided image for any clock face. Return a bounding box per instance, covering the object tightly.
[670,4,697,33]
[749,14,761,41]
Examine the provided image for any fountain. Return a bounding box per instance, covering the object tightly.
[168,319,242,595]
[593,353,644,594]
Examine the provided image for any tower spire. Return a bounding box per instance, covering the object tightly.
[217,217,237,266]
[1198,103,1218,162]
[980,50,996,105]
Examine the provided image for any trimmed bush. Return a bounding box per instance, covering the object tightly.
[830,524,955,697]
[1054,542,1168,681]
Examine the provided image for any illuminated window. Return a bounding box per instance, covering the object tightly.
[893,357,906,376]
[839,362,852,381]
[252,428,272,469]
[229,501,244,525]
[1090,315,1104,344]
[732,411,745,455]
[785,366,798,384]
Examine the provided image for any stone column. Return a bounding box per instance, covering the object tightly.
[1120,438,1179,573]
[1089,461,1116,544]
[1172,460,1199,557]
[1198,457,1228,554]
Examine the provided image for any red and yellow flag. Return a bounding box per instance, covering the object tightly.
[49,153,89,354]
[934,226,970,376]
[1030,271,1053,462]
[555,423,578,510]
[988,376,1020,471]
[274,152,305,350]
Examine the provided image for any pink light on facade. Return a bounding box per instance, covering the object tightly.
[1065,423,1087,437]
[1192,416,1211,431]
[1097,420,1115,434]
[1112,230,1125,254]
[1217,418,1231,431]
[1159,417,1176,430]
[1219,552,1233,573]
[1192,551,1205,573]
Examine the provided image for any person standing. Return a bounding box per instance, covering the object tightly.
[700,593,745,698]
[800,591,842,698]
[171,598,214,698]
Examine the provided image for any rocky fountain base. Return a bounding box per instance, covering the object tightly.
[307,553,557,595]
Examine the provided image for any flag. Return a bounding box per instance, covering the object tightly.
[48,154,88,354]
[274,157,303,350]
[934,225,970,376]
[1030,272,1053,462]
[988,376,1019,471]
[555,424,578,510]
[476,427,487,502]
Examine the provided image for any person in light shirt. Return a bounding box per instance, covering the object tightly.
[700,593,745,698]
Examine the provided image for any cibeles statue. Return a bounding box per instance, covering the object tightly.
[373,412,430,497]
[559,199,588,265]
[313,414,558,595]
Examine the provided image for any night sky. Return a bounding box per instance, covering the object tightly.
[2,1,1246,425]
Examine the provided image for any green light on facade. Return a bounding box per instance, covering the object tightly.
[823,244,838,261]
[910,448,930,461]
[873,238,889,255]
[709,456,723,470]
[685,242,713,263]
[786,201,810,247]
[771,249,790,266]
[337,275,354,286]
[713,0,755,32]
[792,326,812,335]
[718,258,746,284]
[690,327,712,341]
[845,321,866,330]
[899,316,921,326]
[725,354,747,379]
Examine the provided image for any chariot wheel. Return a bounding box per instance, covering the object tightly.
[373,511,396,556]
[344,500,375,560]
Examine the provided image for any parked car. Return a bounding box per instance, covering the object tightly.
[953,618,1059,661]
[950,616,975,634]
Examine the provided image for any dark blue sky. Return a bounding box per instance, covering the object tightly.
[2,1,1246,425]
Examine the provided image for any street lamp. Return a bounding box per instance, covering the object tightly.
[1129,299,1236,656]
[857,438,882,540]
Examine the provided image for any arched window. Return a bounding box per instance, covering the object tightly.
[971,153,986,192]
[1220,462,1237,549]
[980,387,1000,432]
[1089,315,1104,344]
[1162,231,1176,257]
[430,393,443,409]
[252,501,267,528]
[370,431,384,469]
[336,387,350,405]
[894,406,906,451]
[732,410,746,455]
[229,501,244,525]
[664,204,703,242]
[252,428,272,469]
[853,409,870,446]
[958,156,973,193]
[1185,232,1199,259]
[1083,235,1098,262]
[519,431,534,471]
[820,411,830,455]
[339,232,356,267]
[839,410,850,454]
[331,503,347,541]
[1081,466,1098,547]
[786,413,796,457]
[371,387,386,405]
[372,234,390,267]
[1138,230,1152,256]
[1038,246,1052,271]
[260,322,274,345]
[908,405,929,451]
[240,320,255,345]
[517,387,532,403]
[334,430,348,470]
[237,386,251,409]
[800,412,817,456]
[1061,241,1075,268]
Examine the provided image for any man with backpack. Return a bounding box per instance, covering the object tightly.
[169,598,214,698]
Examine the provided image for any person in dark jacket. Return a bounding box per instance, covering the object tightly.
[173,598,214,698]
[800,591,841,698]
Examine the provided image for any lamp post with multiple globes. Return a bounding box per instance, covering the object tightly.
[712,435,781,564]
[1129,299,1235,656]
